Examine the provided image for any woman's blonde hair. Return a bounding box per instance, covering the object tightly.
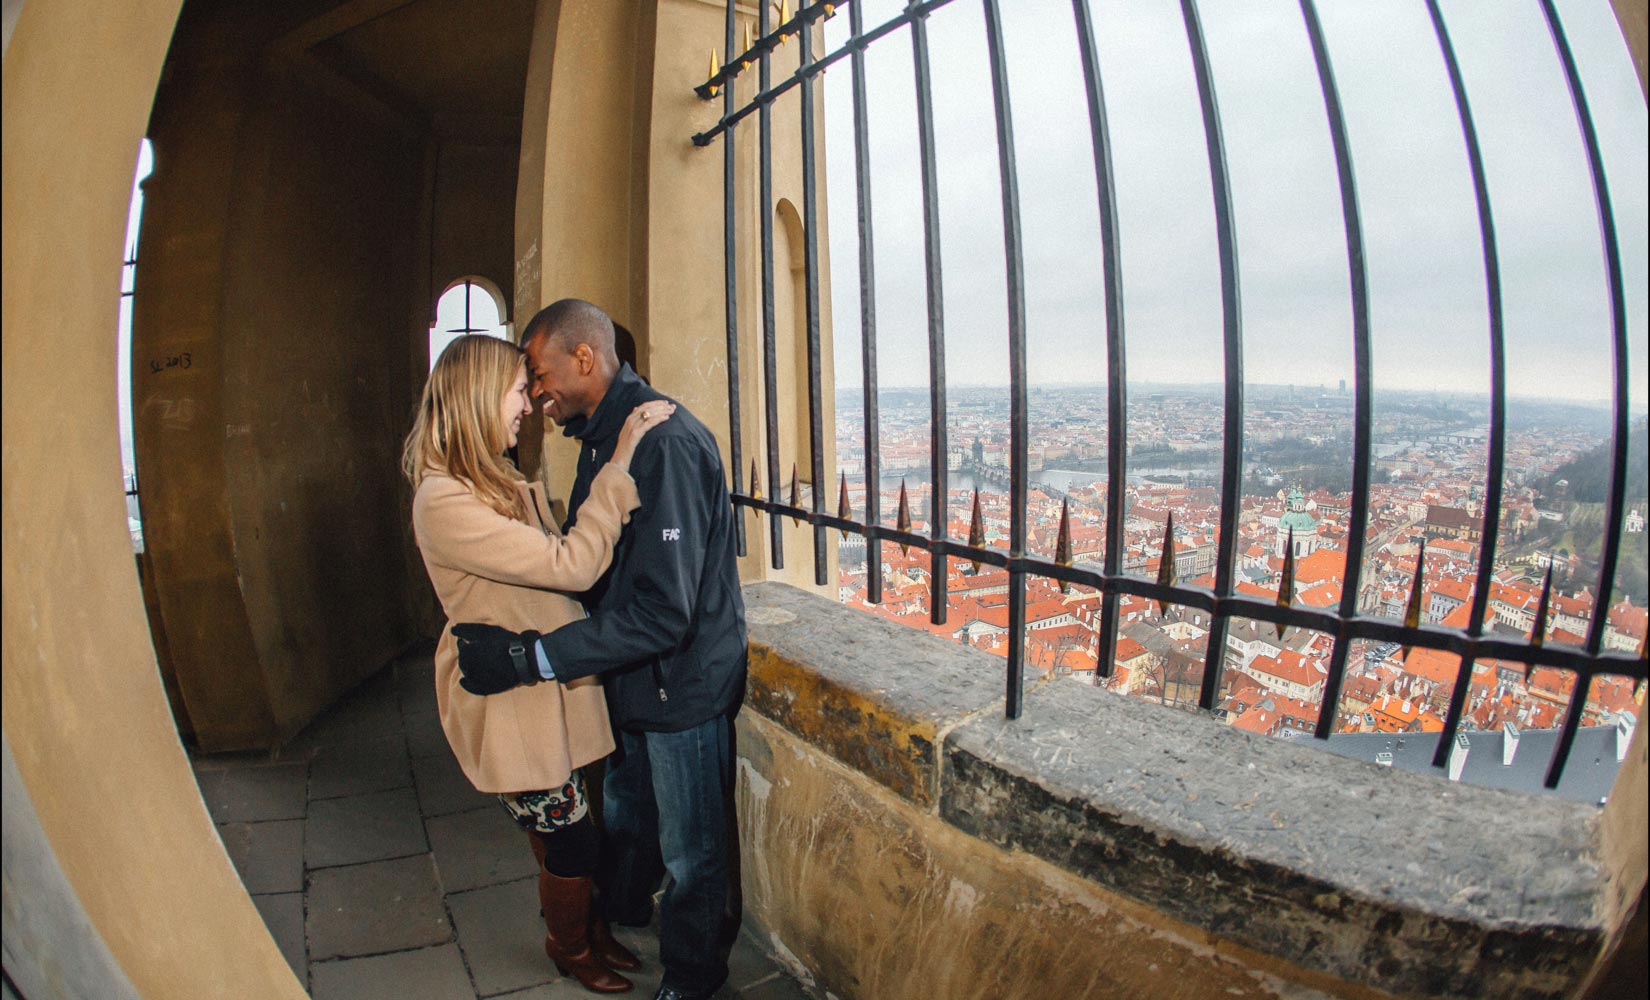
[403,334,529,521]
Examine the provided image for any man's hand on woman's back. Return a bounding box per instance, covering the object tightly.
[452,623,541,695]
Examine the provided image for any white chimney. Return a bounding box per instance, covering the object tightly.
[1448,733,1471,782]
[1618,716,1636,763]
[1502,722,1520,766]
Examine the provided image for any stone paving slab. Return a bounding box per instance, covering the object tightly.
[285,676,405,756]
[189,749,277,773]
[309,942,474,1000]
[250,891,306,986]
[726,929,785,993]
[217,819,303,894]
[398,658,440,717]
[306,786,427,869]
[407,709,454,759]
[195,761,308,822]
[447,877,558,998]
[427,807,538,893]
[414,746,497,817]
[309,733,412,801]
[306,854,451,961]
[191,659,816,1000]
[739,974,812,1000]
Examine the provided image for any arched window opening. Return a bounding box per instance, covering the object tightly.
[430,278,509,369]
[119,138,154,553]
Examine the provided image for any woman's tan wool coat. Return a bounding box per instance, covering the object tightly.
[412,464,640,794]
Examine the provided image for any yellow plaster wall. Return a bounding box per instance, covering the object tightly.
[524,0,837,602]
[529,0,652,496]
[1585,718,1650,995]
[135,1,442,748]
[735,711,1393,1000]
[0,0,306,994]
[666,1,838,595]
[1610,0,1648,98]
[1593,6,1647,993]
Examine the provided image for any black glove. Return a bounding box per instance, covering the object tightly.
[452,623,544,695]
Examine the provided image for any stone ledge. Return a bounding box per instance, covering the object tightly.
[743,581,1003,807]
[943,681,1602,999]
[742,582,1608,999]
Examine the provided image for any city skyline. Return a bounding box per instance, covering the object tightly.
[832,379,1648,792]
[836,379,1650,412]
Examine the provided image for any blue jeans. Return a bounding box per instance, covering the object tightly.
[599,715,733,994]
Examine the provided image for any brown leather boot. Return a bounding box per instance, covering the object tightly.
[529,831,640,972]
[590,914,642,971]
[538,870,633,994]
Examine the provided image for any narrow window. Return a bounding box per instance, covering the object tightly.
[118,138,154,553]
[430,278,509,369]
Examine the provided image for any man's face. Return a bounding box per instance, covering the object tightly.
[526,334,589,426]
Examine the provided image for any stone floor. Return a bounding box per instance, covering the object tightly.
[190,645,811,1000]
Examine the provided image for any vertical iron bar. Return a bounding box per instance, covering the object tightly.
[981,0,1028,716]
[910,3,949,626]
[1181,0,1244,712]
[723,0,746,558]
[1426,0,1507,766]
[850,0,885,605]
[1298,0,1372,740]
[759,0,784,569]
[1072,0,1127,681]
[1540,0,1629,788]
[799,17,829,586]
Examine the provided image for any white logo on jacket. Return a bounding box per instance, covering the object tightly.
[662,528,682,542]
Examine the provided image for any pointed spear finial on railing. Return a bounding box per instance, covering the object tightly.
[1153,513,1177,615]
[1055,499,1073,595]
[1400,539,1427,659]
[896,478,912,555]
[778,0,791,39]
[789,464,800,526]
[967,489,985,574]
[707,50,721,97]
[749,459,763,516]
[1530,564,1554,650]
[823,3,837,17]
[740,22,754,68]
[1521,565,1555,684]
[1276,526,1296,640]
[836,471,850,539]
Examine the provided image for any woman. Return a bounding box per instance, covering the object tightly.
[403,334,673,995]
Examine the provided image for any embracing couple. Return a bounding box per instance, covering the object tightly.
[402,298,746,1000]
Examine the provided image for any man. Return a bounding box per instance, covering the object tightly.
[454,298,746,1000]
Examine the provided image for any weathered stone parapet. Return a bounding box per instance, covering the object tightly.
[944,682,1601,999]
[740,581,1609,999]
[745,582,1002,807]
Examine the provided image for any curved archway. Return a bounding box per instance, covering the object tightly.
[2,2,303,996]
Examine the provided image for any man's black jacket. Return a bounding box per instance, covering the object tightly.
[537,364,747,732]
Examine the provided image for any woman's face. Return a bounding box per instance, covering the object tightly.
[500,362,532,450]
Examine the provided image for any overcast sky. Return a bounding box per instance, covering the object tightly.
[818,0,1648,408]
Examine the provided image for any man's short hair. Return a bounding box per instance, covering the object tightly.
[522,298,616,360]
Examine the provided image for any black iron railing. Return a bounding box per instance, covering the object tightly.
[694,0,1647,788]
